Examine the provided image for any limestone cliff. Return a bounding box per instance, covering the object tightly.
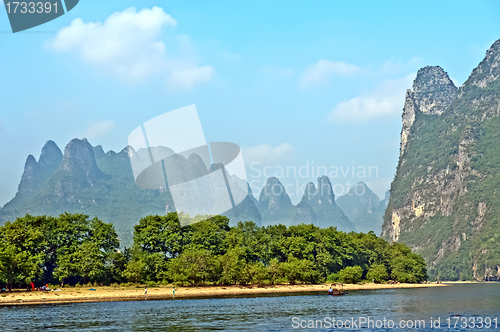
[400,66,457,155]
[383,40,500,281]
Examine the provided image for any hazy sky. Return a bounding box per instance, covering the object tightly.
[1,0,500,206]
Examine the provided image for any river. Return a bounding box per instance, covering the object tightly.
[1,283,499,331]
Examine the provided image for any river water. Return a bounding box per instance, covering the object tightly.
[1,283,499,331]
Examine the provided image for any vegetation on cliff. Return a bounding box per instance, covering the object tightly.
[383,40,500,281]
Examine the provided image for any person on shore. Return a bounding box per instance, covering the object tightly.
[172,287,175,296]
[144,286,147,295]
[328,287,333,295]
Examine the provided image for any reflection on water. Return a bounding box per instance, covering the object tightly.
[0,284,499,331]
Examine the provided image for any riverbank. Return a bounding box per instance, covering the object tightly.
[0,283,447,306]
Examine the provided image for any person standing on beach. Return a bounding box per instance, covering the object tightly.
[172,287,175,297]
[144,286,147,295]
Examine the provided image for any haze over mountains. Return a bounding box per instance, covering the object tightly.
[0,138,385,246]
[382,39,500,281]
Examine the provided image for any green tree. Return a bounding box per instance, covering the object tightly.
[133,213,184,259]
[336,266,363,284]
[0,242,42,290]
[243,262,269,285]
[167,249,214,286]
[280,258,320,284]
[389,243,427,283]
[122,258,147,284]
[184,215,230,256]
[0,215,45,289]
[366,263,389,283]
[218,248,246,285]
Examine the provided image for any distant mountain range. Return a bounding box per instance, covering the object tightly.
[0,138,387,246]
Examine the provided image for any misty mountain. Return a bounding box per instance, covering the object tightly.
[257,176,356,232]
[336,182,385,234]
[0,138,261,246]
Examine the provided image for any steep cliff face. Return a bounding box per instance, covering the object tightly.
[52,138,106,199]
[400,66,457,155]
[383,40,500,281]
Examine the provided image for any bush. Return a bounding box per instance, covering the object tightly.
[336,266,363,284]
[326,273,338,282]
[243,262,269,285]
[366,264,389,283]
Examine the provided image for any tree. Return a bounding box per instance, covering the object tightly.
[389,243,428,283]
[133,213,184,259]
[280,258,320,284]
[122,258,147,284]
[366,263,389,283]
[243,262,269,285]
[167,249,214,286]
[336,266,363,284]
[50,213,120,286]
[218,248,246,285]
[0,215,45,289]
[184,215,230,256]
[267,258,282,285]
[0,242,42,290]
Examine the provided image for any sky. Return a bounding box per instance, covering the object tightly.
[1,0,500,206]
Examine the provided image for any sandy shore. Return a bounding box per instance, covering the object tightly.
[0,283,447,306]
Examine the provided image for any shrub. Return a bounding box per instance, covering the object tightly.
[366,264,389,283]
[336,266,363,284]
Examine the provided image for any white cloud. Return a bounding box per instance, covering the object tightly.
[329,73,415,122]
[300,60,360,88]
[167,65,215,91]
[47,6,214,90]
[377,57,421,75]
[85,120,116,139]
[242,143,295,166]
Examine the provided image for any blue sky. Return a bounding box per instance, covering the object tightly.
[1,0,499,206]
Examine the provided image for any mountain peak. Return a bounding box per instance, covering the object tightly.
[412,65,457,115]
[259,177,290,200]
[296,176,355,231]
[300,176,336,205]
[347,181,372,195]
[60,138,104,186]
[93,145,106,160]
[25,154,37,166]
[399,66,457,156]
[17,155,39,195]
[38,140,63,171]
[257,177,294,224]
[337,182,382,233]
[462,39,500,90]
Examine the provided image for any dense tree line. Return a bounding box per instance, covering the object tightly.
[0,213,427,289]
